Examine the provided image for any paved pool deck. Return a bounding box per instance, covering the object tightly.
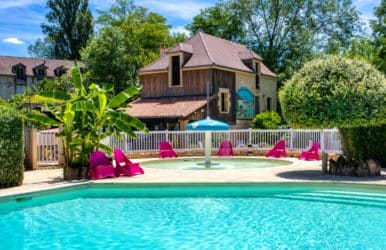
[1,157,385,197]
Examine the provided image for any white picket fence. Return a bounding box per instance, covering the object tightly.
[36,129,60,164]
[102,128,342,153]
[36,128,342,164]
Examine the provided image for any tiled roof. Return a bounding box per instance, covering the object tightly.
[126,96,208,119]
[140,32,276,77]
[0,55,84,77]
[169,43,193,54]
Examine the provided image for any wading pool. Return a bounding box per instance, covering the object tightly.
[141,158,292,170]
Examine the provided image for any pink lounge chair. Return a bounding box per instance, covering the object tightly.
[114,149,144,176]
[299,142,320,161]
[159,141,178,158]
[217,140,233,157]
[266,140,287,158]
[88,151,116,180]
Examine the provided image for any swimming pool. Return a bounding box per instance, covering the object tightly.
[0,183,385,249]
[141,158,292,169]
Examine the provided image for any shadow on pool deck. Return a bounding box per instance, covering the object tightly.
[277,170,386,182]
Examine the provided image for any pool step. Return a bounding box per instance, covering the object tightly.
[275,191,386,208]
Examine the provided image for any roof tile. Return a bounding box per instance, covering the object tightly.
[140,32,276,77]
[126,96,208,118]
[0,55,83,77]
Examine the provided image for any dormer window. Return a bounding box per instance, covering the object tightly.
[34,66,46,80]
[171,55,181,86]
[54,66,66,77]
[255,62,260,89]
[12,64,26,80]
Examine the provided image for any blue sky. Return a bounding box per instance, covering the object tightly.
[0,0,380,57]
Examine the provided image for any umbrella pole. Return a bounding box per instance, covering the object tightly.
[205,131,211,166]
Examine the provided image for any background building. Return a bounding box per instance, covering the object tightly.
[0,55,80,100]
[128,32,277,130]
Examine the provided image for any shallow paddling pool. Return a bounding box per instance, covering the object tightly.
[141,158,292,170]
[0,183,385,249]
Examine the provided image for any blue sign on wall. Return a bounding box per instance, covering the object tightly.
[236,87,254,119]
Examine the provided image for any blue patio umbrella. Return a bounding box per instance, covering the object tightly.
[187,117,230,166]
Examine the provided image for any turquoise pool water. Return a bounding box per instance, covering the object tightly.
[141,158,292,169]
[0,183,385,249]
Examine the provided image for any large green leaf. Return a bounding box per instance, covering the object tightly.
[109,111,147,132]
[98,143,112,154]
[114,119,137,138]
[71,62,85,96]
[108,86,139,108]
[72,100,95,112]
[97,92,107,118]
[25,113,59,126]
[63,103,75,130]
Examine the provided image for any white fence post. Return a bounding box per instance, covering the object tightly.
[289,128,293,151]
[248,128,252,145]
[320,129,325,153]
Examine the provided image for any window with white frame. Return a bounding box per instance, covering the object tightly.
[218,88,230,113]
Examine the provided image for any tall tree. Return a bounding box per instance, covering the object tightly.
[187,0,361,81]
[81,0,186,92]
[28,0,93,60]
[371,0,386,74]
[186,0,245,42]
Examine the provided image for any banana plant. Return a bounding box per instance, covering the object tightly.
[26,62,147,176]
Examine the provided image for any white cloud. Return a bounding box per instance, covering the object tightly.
[170,26,190,36]
[2,37,24,45]
[137,0,211,20]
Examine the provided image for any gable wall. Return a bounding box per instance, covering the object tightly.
[140,69,211,98]
[212,69,236,124]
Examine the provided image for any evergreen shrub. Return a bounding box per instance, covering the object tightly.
[0,106,24,188]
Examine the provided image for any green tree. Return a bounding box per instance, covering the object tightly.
[28,0,93,60]
[370,0,386,74]
[82,0,177,92]
[187,0,361,81]
[341,36,376,62]
[26,63,147,179]
[280,56,386,166]
[186,0,245,42]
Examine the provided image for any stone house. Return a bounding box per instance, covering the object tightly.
[0,55,80,100]
[127,32,277,130]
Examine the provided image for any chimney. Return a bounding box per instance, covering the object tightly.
[160,44,168,56]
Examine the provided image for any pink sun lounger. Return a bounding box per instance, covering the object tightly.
[88,151,116,180]
[266,140,287,158]
[114,149,144,177]
[159,141,178,158]
[299,142,320,161]
[217,140,233,157]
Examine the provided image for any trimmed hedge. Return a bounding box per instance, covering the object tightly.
[0,106,24,188]
[343,125,386,167]
[252,112,282,129]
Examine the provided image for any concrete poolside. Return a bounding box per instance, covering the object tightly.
[1,157,385,197]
